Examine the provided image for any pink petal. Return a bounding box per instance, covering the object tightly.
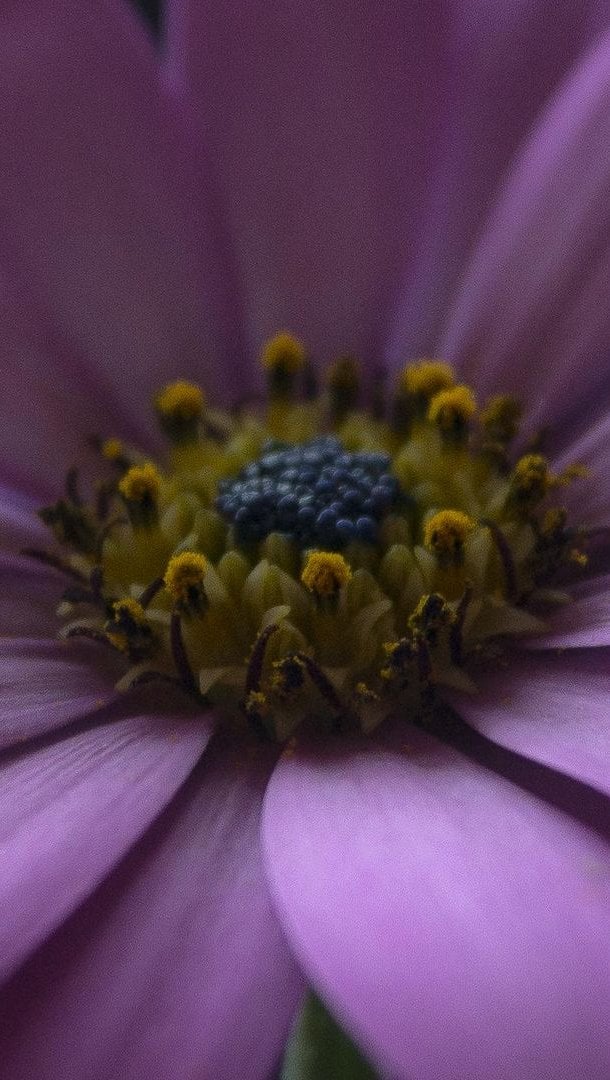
[167,0,449,362]
[0,638,120,748]
[447,647,610,796]
[0,707,210,982]
[388,0,610,359]
[0,736,303,1080]
[526,573,610,649]
[0,1,246,427]
[263,724,610,1079]
[440,29,610,446]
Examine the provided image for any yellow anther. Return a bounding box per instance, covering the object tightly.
[301,551,352,597]
[164,551,209,607]
[112,596,148,625]
[261,332,306,375]
[155,380,205,421]
[401,360,455,398]
[509,454,551,511]
[155,380,205,444]
[271,655,306,696]
[424,510,475,565]
[244,690,269,718]
[118,462,161,504]
[569,548,588,568]
[101,437,124,461]
[354,681,379,703]
[428,385,477,432]
[480,395,522,443]
[105,597,153,655]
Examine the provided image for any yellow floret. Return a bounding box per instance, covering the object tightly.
[261,332,306,375]
[101,437,124,462]
[428,385,477,429]
[164,551,209,604]
[118,462,161,504]
[155,380,205,421]
[401,360,455,398]
[424,509,476,559]
[301,551,352,597]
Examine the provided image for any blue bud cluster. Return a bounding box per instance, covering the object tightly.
[216,437,403,549]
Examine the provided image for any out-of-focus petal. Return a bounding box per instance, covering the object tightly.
[552,409,610,529]
[263,724,610,1080]
[0,483,48,551]
[0,1,246,435]
[0,706,211,981]
[167,0,448,363]
[0,638,120,748]
[0,555,70,639]
[0,736,303,1080]
[448,648,610,795]
[387,0,609,359]
[440,30,610,446]
[526,574,610,650]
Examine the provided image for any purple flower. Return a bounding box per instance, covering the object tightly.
[1,3,609,1079]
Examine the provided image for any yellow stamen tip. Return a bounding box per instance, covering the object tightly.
[301,551,352,597]
[155,380,205,421]
[427,385,477,429]
[101,437,124,461]
[245,690,269,717]
[424,509,476,557]
[164,551,209,604]
[112,597,147,624]
[118,462,161,504]
[261,332,306,375]
[401,360,455,398]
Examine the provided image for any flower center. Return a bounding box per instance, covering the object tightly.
[32,332,588,743]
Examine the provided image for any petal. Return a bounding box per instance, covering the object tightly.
[0,736,304,1080]
[0,638,120,748]
[552,409,610,528]
[440,29,610,446]
[526,573,610,649]
[167,0,449,361]
[0,281,146,499]
[0,482,48,552]
[0,705,210,981]
[0,1,246,426]
[0,554,70,639]
[447,647,610,796]
[388,0,610,360]
[263,725,610,1080]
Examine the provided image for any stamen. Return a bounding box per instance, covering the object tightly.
[118,463,161,528]
[155,380,205,444]
[170,610,197,695]
[261,332,306,400]
[164,551,209,615]
[482,518,518,601]
[507,454,551,515]
[424,510,475,568]
[428,385,477,443]
[401,359,455,400]
[301,551,352,599]
[327,356,360,427]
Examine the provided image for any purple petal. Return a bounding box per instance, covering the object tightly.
[0,736,303,1080]
[263,724,610,1079]
[526,573,610,649]
[388,0,610,360]
[0,707,210,982]
[0,1,246,431]
[0,482,48,551]
[0,554,70,639]
[446,647,610,796]
[167,0,449,362]
[0,638,120,748]
[440,29,610,446]
[552,409,610,529]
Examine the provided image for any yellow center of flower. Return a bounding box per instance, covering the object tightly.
[36,333,588,743]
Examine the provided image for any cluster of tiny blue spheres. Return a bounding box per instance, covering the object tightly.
[215,436,403,549]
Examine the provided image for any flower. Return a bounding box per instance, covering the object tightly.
[1,2,610,1079]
